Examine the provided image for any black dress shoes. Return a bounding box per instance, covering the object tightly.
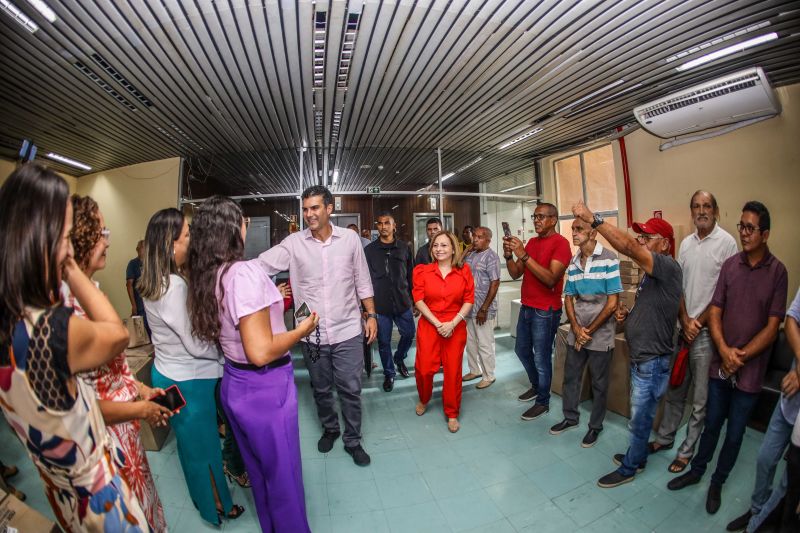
[706,483,722,514]
[395,359,410,378]
[383,376,394,392]
[667,470,702,491]
[318,430,340,453]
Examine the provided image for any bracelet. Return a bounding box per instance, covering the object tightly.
[456,312,465,322]
[504,254,513,261]
[520,254,530,262]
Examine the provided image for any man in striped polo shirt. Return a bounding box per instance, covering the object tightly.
[550,217,622,448]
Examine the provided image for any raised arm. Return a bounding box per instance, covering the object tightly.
[65,258,129,374]
[503,236,567,288]
[239,308,319,366]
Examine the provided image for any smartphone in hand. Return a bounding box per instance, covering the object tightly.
[150,385,186,412]
[501,222,512,238]
[295,301,311,320]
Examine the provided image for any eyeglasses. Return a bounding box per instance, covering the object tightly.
[736,223,760,235]
[635,234,663,244]
[244,217,251,228]
[100,227,111,242]
[531,214,555,221]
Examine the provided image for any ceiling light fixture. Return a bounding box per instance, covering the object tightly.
[666,21,771,63]
[554,79,626,114]
[332,169,339,183]
[25,0,55,22]
[46,152,91,171]
[500,181,536,193]
[675,33,778,72]
[498,128,543,150]
[440,172,455,182]
[1,0,39,32]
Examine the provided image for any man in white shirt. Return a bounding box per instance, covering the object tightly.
[649,190,738,473]
[258,186,377,467]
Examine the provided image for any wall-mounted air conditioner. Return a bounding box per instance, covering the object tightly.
[633,67,781,138]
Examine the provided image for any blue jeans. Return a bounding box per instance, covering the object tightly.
[514,306,561,406]
[617,355,671,477]
[747,402,794,531]
[689,378,759,485]
[377,309,416,378]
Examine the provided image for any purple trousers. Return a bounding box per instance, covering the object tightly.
[221,360,310,533]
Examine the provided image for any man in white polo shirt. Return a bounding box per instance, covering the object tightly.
[649,190,738,473]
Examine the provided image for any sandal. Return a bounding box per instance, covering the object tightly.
[217,504,245,521]
[1,465,19,479]
[647,441,673,454]
[447,418,460,433]
[224,465,251,488]
[668,457,690,473]
[415,402,427,416]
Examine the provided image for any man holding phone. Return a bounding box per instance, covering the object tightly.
[503,203,571,421]
[258,186,377,467]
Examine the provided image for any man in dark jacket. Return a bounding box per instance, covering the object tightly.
[365,212,417,391]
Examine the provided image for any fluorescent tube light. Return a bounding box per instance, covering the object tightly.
[554,79,626,114]
[500,181,536,193]
[332,169,339,183]
[498,128,543,150]
[25,0,55,22]
[666,21,771,63]
[675,33,778,72]
[440,172,454,182]
[46,152,91,171]
[1,0,39,32]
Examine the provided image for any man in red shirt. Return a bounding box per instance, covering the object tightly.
[504,203,572,421]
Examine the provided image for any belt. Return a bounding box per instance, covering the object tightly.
[226,354,291,371]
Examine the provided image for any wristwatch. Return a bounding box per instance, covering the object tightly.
[591,213,605,229]
[366,313,378,319]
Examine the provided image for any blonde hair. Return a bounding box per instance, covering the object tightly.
[429,231,465,268]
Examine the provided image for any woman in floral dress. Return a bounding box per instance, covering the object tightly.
[63,195,170,532]
[0,163,149,532]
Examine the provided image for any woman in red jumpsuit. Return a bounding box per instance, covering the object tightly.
[413,231,474,433]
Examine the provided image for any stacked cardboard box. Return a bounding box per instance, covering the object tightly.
[552,324,592,401]
[619,259,642,289]
[0,488,59,532]
[606,333,667,429]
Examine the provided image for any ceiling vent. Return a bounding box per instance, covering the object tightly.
[90,53,153,107]
[73,61,137,111]
[633,67,780,138]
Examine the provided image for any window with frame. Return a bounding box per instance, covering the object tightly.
[554,144,619,254]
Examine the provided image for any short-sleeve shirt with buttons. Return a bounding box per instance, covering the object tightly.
[678,224,738,319]
[563,243,623,351]
[708,249,788,393]
[464,248,501,319]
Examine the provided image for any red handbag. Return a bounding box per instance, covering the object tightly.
[670,343,690,387]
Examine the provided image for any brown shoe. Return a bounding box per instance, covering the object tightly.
[462,373,482,382]
[476,379,495,389]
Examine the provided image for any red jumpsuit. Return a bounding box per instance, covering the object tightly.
[412,262,475,418]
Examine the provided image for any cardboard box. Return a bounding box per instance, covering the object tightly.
[124,343,155,358]
[606,333,669,429]
[0,488,59,533]
[619,288,637,309]
[126,355,171,452]
[620,274,641,285]
[552,325,592,401]
[123,316,150,348]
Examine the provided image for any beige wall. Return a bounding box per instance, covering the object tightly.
[540,82,800,302]
[0,157,78,193]
[75,158,181,317]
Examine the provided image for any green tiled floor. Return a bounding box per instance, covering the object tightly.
[0,334,775,532]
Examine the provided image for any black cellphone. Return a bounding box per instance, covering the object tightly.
[294,301,310,320]
[150,384,186,412]
[501,221,512,238]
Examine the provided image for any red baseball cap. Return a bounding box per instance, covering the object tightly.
[632,217,675,257]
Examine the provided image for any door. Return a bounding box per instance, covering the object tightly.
[413,212,454,252]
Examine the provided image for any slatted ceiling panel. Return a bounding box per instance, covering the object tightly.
[1,1,799,187]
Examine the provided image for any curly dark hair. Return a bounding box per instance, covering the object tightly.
[187,196,245,343]
[70,195,103,271]
[0,163,70,347]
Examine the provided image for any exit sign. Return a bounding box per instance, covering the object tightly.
[367,186,381,194]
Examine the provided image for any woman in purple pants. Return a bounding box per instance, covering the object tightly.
[187,196,318,532]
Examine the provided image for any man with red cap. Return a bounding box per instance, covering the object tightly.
[573,201,682,488]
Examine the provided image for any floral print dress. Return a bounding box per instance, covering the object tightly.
[64,286,166,532]
[0,306,149,532]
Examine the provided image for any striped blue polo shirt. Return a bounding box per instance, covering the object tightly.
[563,242,622,351]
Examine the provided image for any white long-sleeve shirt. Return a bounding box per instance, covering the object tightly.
[144,274,223,381]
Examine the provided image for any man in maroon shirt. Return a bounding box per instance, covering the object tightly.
[504,202,572,421]
[668,201,788,516]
